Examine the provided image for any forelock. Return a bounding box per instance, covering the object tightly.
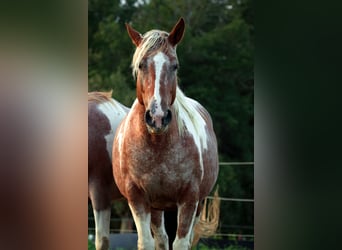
[131,30,170,78]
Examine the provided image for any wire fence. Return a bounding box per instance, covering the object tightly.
[207,161,254,202]
[219,162,254,166]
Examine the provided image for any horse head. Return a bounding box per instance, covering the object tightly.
[126,18,185,134]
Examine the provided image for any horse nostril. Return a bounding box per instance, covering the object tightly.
[145,110,154,127]
[162,109,172,126]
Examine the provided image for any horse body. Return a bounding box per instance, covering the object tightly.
[113,18,219,250]
[88,91,129,250]
[116,96,217,210]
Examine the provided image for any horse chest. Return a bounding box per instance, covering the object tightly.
[131,160,196,207]
[127,140,198,188]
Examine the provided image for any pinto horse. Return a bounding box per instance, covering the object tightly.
[88,91,129,250]
[113,18,219,250]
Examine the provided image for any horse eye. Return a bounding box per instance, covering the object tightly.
[139,61,146,70]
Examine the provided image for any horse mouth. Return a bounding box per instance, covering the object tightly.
[146,124,169,135]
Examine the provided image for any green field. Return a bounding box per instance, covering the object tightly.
[88,240,250,250]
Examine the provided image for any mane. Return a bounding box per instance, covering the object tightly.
[88,90,113,104]
[132,29,171,78]
[173,87,209,150]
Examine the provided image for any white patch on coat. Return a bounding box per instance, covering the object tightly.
[173,87,209,180]
[152,51,168,116]
[129,204,155,249]
[98,99,128,159]
[93,208,111,250]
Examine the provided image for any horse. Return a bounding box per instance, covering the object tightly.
[88,91,130,250]
[113,18,219,250]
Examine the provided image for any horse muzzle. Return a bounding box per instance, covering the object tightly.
[144,109,172,135]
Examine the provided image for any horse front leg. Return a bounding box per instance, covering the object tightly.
[173,201,199,250]
[151,209,169,250]
[128,202,155,250]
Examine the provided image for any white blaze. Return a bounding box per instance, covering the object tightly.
[152,52,167,116]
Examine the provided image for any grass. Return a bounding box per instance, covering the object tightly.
[88,239,250,250]
[194,244,250,250]
[88,240,95,250]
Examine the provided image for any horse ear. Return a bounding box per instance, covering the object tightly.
[126,23,142,47]
[168,18,185,47]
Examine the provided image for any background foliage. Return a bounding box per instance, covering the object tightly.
[89,0,253,238]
